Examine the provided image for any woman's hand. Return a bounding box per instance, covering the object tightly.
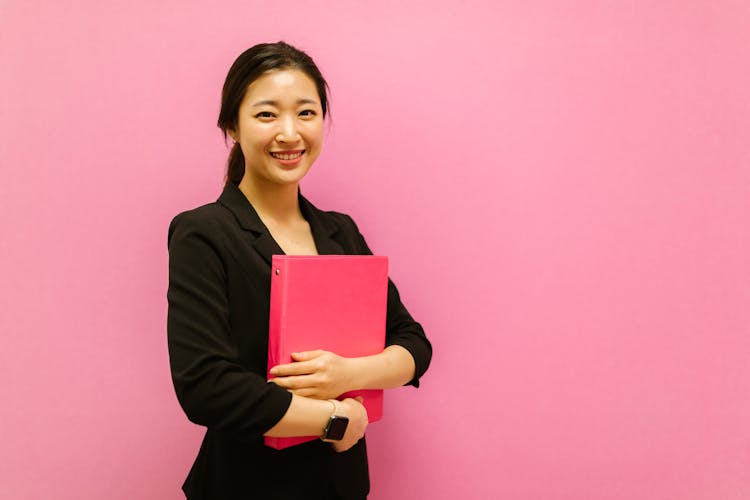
[269,350,353,400]
[331,397,368,453]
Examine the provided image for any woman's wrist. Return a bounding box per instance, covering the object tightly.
[339,357,359,394]
[340,346,416,392]
[265,395,343,438]
[326,399,341,419]
[330,397,368,451]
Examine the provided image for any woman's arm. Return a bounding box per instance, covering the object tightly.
[325,345,416,390]
[169,211,292,437]
[269,346,414,399]
[265,395,368,452]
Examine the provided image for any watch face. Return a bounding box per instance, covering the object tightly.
[325,415,349,441]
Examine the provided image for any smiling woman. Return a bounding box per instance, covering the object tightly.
[229,69,323,190]
[167,42,432,500]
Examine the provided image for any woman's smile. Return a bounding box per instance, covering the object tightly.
[269,149,305,166]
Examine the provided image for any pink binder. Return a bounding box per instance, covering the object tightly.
[265,255,388,450]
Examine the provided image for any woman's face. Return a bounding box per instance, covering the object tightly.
[230,68,324,189]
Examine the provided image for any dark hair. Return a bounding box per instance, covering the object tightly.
[217,41,330,184]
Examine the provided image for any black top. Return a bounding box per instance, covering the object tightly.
[167,183,432,499]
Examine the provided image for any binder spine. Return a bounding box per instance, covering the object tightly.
[267,257,286,380]
[266,257,316,450]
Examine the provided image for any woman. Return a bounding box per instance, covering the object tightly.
[167,42,432,500]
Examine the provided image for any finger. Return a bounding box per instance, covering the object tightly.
[291,350,326,361]
[269,375,316,390]
[270,360,316,377]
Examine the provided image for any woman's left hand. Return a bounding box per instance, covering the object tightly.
[269,350,353,400]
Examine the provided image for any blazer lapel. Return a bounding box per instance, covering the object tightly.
[217,183,345,263]
[251,232,284,265]
[217,183,283,265]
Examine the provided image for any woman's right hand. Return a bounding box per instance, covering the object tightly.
[331,396,368,453]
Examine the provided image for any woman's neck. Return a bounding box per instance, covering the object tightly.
[238,177,303,226]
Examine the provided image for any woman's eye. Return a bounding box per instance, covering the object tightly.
[299,109,317,117]
[255,111,274,119]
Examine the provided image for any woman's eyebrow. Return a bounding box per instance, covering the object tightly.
[252,99,319,107]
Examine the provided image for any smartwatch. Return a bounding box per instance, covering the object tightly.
[321,399,349,441]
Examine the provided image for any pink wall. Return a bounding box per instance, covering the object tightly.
[2,1,749,499]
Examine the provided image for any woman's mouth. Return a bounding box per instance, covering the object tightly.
[270,150,305,165]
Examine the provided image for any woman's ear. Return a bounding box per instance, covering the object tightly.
[228,129,237,142]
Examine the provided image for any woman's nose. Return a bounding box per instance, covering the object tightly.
[276,117,300,143]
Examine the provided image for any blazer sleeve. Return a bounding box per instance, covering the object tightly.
[342,214,433,387]
[167,211,292,439]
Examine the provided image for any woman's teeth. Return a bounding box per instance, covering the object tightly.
[271,151,303,160]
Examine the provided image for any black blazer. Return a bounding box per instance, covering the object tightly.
[167,183,432,500]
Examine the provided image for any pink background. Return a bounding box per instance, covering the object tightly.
[2,1,749,499]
